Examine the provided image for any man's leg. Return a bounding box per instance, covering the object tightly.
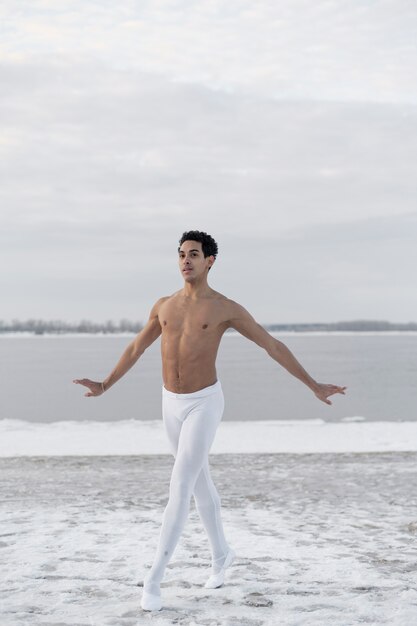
[142,393,224,604]
[163,393,231,573]
[193,461,230,572]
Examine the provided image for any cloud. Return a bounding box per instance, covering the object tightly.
[1,61,416,238]
[1,1,416,322]
[1,0,416,103]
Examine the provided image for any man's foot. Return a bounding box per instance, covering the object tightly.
[140,589,162,611]
[141,575,162,611]
[204,548,236,589]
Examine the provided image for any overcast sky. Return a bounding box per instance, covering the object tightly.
[1,0,416,324]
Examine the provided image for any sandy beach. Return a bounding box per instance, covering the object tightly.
[1,451,417,626]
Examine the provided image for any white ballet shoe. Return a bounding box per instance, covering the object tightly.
[204,548,236,589]
[140,590,162,611]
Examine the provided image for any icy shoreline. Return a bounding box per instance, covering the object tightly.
[1,418,417,456]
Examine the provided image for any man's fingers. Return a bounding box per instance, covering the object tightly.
[320,398,331,404]
[329,385,347,395]
[74,379,94,388]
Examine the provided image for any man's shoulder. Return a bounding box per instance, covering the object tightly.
[148,293,178,315]
[211,292,245,316]
[210,290,232,305]
[155,292,179,307]
[154,290,244,314]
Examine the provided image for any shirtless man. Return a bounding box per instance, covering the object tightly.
[73,229,347,612]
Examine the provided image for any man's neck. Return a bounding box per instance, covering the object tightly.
[181,278,212,298]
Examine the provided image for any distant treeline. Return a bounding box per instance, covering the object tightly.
[267,320,417,332]
[1,318,417,335]
[0,319,144,334]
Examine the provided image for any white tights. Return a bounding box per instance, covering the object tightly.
[143,380,230,596]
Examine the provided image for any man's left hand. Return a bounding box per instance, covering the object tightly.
[313,383,347,405]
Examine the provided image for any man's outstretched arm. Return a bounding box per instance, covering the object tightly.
[73,297,166,397]
[227,301,347,405]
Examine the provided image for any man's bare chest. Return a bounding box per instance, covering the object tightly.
[158,300,228,335]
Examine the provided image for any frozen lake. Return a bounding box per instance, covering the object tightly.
[1,331,417,423]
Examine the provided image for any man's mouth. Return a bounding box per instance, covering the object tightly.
[183,268,192,272]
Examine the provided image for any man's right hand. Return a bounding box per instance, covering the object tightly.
[73,378,104,397]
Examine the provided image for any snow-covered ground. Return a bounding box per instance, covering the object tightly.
[1,425,417,625]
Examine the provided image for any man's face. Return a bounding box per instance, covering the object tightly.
[178,240,214,281]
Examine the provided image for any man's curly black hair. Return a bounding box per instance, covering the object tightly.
[178,231,218,271]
